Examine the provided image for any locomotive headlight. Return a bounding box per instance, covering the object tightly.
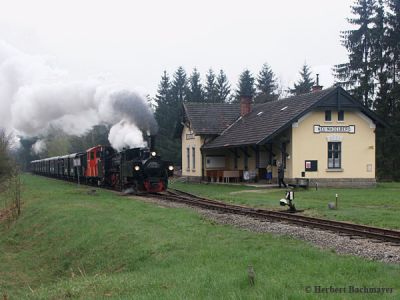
[151,151,156,157]
[134,165,140,171]
[168,165,174,171]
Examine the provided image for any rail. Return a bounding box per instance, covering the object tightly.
[147,189,400,244]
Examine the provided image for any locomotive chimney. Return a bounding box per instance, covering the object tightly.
[312,74,323,92]
[144,131,154,151]
[240,95,252,117]
[150,135,156,152]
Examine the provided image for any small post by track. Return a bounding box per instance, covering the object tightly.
[161,189,400,244]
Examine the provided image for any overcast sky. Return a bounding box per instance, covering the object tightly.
[0,0,351,97]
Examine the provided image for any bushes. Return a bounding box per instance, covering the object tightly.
[0,128,13,181]
[0,128,21,224]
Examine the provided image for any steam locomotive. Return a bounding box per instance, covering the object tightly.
[30,144,174,193]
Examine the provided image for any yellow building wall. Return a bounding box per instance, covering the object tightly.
[181,125,204,177]
[291,111,375,179]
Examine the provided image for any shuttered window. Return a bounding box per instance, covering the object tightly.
[328,142,341,169]
[186,147,190,171]
[192,147,196,170]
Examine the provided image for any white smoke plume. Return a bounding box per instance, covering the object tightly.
[108,120,147,150]
[0,40,158,151]
[32,139,46,154]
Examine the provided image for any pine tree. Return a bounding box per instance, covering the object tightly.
[375,0,400,180]
[371,0,390,116]
[155,71,172,128]
[386,0,400,102]
[290,63,315,96]
[334,0,376,107]
[337,0,400,179]
[387,0,400,83]
[215,70,231,103]
[170,66,188,105]
[234,69,255,102]
[204,69,218,103]
[186,68,204,102]
[255,63,279,103]
[155,71,172,105]
[154,70,182,164]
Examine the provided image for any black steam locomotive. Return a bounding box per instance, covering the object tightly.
[30,144,174,193]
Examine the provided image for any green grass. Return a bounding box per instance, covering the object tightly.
[170,181,400,230]
[0,174,398,299]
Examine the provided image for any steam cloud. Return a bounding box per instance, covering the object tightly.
[0,40,158,152]
[32,139,46,154]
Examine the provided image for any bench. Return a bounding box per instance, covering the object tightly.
[223,170,240,183]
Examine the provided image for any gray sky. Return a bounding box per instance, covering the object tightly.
[0,0,351,97]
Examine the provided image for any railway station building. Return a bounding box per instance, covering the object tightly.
[179,86,385,187]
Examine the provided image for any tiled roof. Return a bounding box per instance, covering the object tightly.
[202,87,337,149]
[183,103,240,135]
[182,86,385,150]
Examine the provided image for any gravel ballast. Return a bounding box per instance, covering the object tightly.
[135,195,400,264]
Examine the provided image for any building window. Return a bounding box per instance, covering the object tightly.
[192,146,196,170]
[328,142,341,169]
[338,110,344,121]
[325,110,332,122]
[186,147,190,171]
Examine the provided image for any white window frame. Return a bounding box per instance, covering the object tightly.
[328,142,341,169]
[192,146,196,171]
[186,147,190,171]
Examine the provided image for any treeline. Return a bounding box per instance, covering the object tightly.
[334,0,400,179]
[15,125,111,171]
[153,63,315,163]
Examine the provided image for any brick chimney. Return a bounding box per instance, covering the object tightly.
[240,96,252,117]
[312,74,323,92]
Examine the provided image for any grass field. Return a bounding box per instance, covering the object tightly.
[0,174,399,299]
[170,181,400,230]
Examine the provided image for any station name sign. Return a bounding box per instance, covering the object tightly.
[313,125,355,134]
[186,133,195,140]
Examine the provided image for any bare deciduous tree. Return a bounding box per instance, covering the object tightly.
[0,128,21,224]
[0,128,13,182]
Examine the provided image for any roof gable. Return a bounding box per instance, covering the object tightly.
[313,87,387,127]
[313,87,361,109]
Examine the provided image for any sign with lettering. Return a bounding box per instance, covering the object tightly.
[186,133,195,140]
[305,160,318,171]
[73,158,81,167]
[313,125,355,134]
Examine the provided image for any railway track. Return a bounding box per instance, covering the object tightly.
[149,189,400,245]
